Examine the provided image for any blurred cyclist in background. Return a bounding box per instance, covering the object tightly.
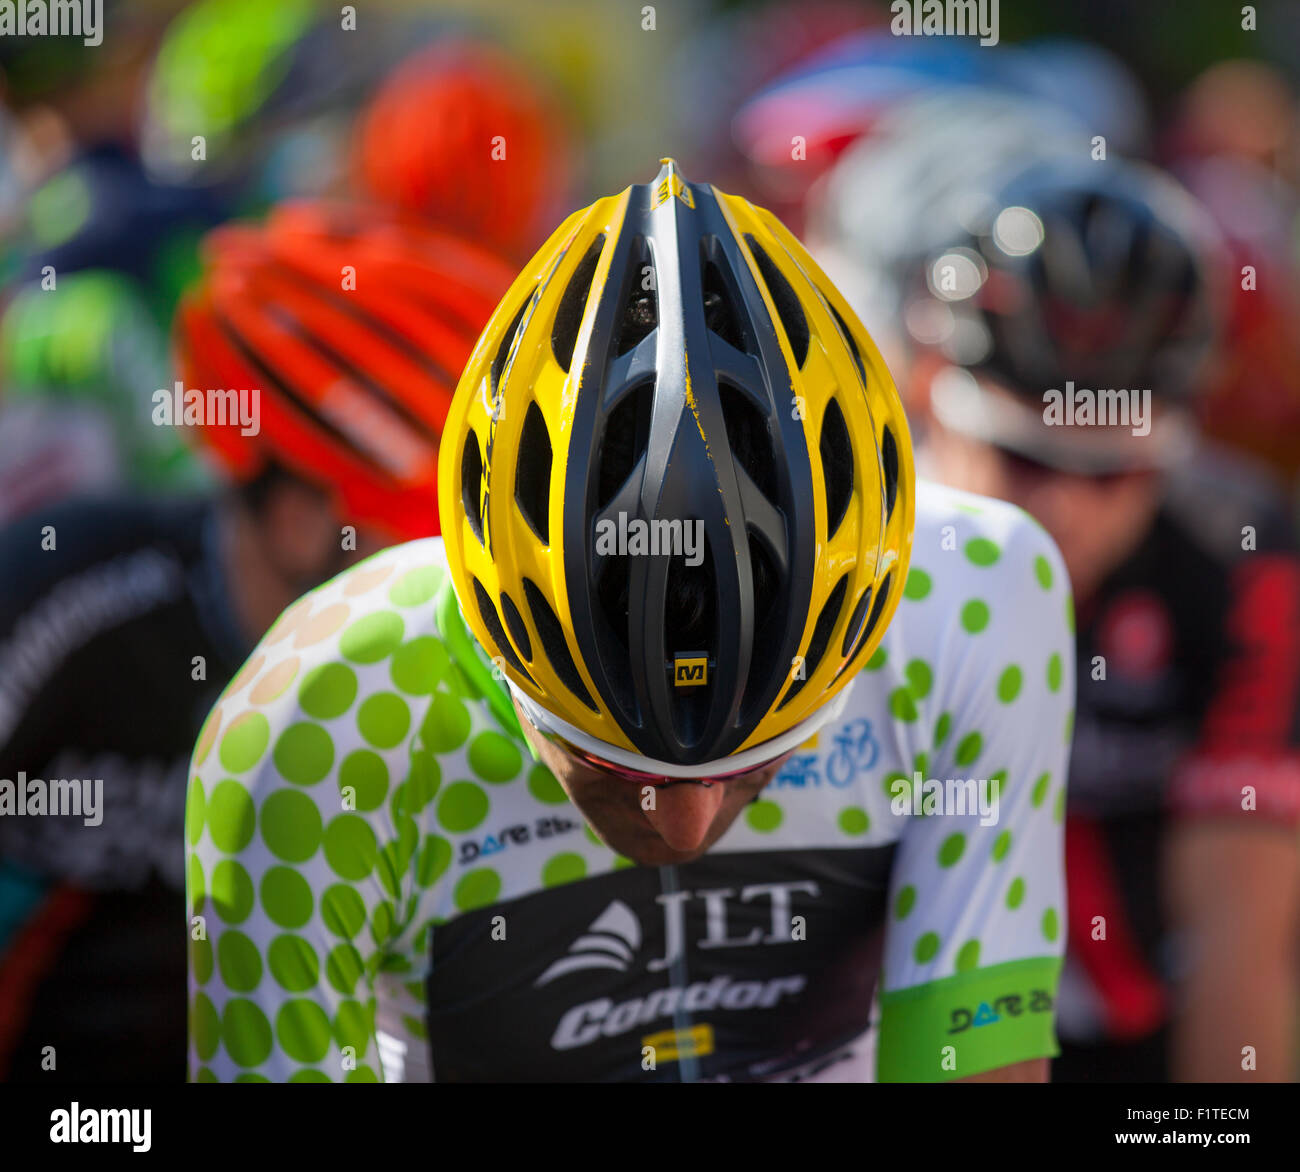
[350,38,577,262]
[0,204,511,1080]
[884,157,1300,1081]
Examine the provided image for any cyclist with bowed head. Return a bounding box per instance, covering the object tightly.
[186,161,1074,1083]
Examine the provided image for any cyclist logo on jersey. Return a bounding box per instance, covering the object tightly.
[774,720,880,788]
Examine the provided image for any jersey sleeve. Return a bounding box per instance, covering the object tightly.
[875,504,1074,1081]
[1168,555,1300,828]
[184,546,449,1082]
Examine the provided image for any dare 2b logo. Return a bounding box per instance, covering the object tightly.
[459,815,580,864]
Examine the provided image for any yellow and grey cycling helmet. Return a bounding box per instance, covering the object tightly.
[439,159,914,775]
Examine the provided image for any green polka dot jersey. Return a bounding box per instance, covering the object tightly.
[186,480,1073,1082]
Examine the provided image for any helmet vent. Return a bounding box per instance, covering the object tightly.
[700,243,748,352]
[596,380,652,511]
[819,397,853,539]
[492,299,529,395]
[614,236,658,357]
[461,430,485,545]
[841,586,873,658]
[500,591,532,663]
[515,401,552,543]
[664,536,716,654]
[881,425,900,523]
[552,234,606,373]
[523,578,598,711]
[720,383,777,504]
[777,573,848,708]
[744,235,809,368]
[833,570,893,684]
[825,295,867,388]
[473,577,534,683]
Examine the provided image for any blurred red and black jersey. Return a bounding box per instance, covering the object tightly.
[1053,445,1300,1082]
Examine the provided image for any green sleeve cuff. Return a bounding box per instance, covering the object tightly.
[877,956,1062,1082]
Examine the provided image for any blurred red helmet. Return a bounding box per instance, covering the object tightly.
[351,40,576,260]
[173,201,515,541]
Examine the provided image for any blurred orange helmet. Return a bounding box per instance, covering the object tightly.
[173,201,515,541]
[351,40,576,260]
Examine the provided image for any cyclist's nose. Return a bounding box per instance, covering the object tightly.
[641,782,727,853]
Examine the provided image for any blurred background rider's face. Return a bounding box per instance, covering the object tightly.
[916,374,1166,604]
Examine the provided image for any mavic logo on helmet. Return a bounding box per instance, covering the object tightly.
[674,654,708,687]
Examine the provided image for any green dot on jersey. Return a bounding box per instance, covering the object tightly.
[954,731,983,767]
[454,867,502,911]
[324,814,379,881]
[389,566,441,607]
[407,750,442,811]
[468,731,523,782]
[334,999,372,1053]
[964,537,1000,566]
[221,998,273,1067]
[864,645,888,671]
[888,687,918,722]
[1047,653,1063,692]
[261,865,314,928]
[933,712,952,747]
[357,693,410,749]
[938,833,965,867]
[338,750,388,812]
[996,665,1022,704]
[745,800,783,832]
[420,693,471,753]
[1032,772,1051,808]
[1065,593,1075,635]
[191,993,220,1061]
[186,777,205,846]
[326,944,365,996]
[882,771,911,803]
[269,935,320,992]
[340,611,405,664]
[903,567,932,601]
[188,855,205,912]
[527,763,567,804]
[417,835,453,887]
[277,1000,333,1064]
[260,789,322,862]
[1042,907,1060,942]
[207,780,256,853]
[1006,877,1026,909]
[390,636,448,695]
[542,852,586,887]
[436,781,489,833]
[217,930,262,992]
[298,662,358,720]
[288,1069,332,1083]
[894,885,916,920]
[960,599,989,633]
[371,900,397,943]
[905,659,933,699]
[321,883,368,939]
[1034,555,1053,591]
[956,939,981,972]
[219,711,270,773]
[273,722,334,786]
[190,934,214,985]
[838,807,870,835]
[211,858,254,924]
[992,830,1012,861]
[914,931,940,963]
